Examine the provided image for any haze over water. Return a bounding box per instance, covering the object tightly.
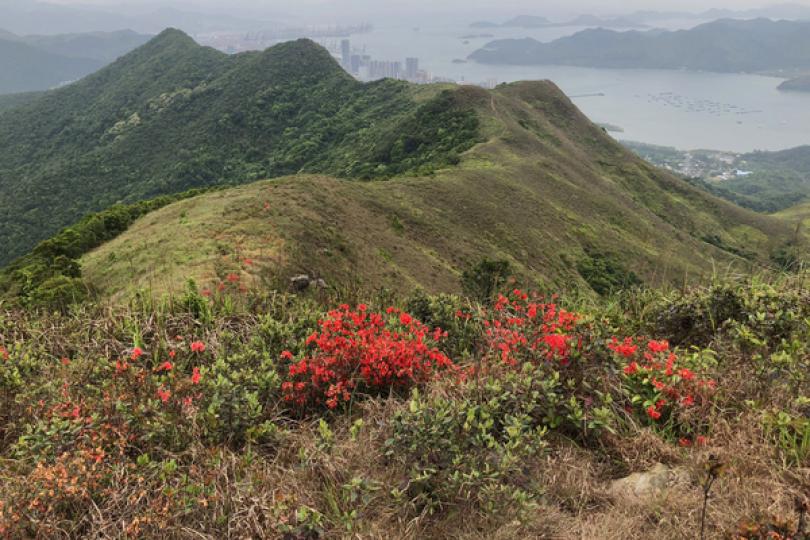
[354,18,810,153]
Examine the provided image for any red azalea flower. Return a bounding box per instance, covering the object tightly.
[678,368,694,380]
[191,367,201,385]
[646,405,662,420]
[647,340,670,354]
[158,361,173,372]
[130,347,143,361]
[156,387,171,403]
[190,341,206,353]
[609,337,638,358]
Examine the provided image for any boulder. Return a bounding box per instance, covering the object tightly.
[608,463,685,503]
[290,275,311,291]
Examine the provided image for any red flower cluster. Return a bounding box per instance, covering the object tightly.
[281,305,455,410]
[609,337,716,424]
[481,289,581,367]
[0,346,8,361]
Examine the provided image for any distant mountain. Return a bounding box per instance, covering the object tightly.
[779,74,810,92]
[701,3,810,21]
[0,29,152,94]
[0,0,279,35]
[0,37,102,94]
[629,3,810,22]
[16,30,152,62]
[469,14,646,30]
[469,19,810,73]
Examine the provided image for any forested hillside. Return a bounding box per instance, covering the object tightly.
[0,30,479,265]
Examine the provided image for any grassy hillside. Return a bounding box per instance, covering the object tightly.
[776,200,810,229]
[69,81,798,303]
[469,19,810,72]
[0,30,478,266]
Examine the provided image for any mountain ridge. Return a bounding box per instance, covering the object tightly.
[0,29,799,305]
[469,18,810,72]
[0,30,479,265]
[2,79,796,304]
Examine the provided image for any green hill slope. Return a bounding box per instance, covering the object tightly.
[776,200,810,229]
[0,30,478,266]
[69,82,796,301]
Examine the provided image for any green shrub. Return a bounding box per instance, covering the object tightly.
[387,383,547,514]
[764,403,810,466]
[461,258,511,303]
[576,250,641,296]
[387,361,614,515]
[405,290,482,359]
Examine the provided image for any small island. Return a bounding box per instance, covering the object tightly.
[779,75,810,92]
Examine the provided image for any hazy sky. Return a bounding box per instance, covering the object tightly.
[44,0,810,19]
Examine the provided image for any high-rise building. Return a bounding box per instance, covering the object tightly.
[341,39,351,68]
[405,57,419,80]
[368,60,403,80]
[350,54,362,75]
